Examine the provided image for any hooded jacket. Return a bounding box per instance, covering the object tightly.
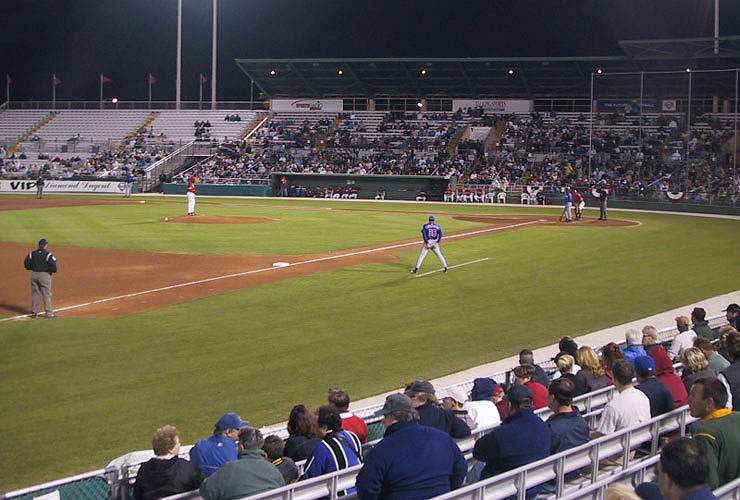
[134,456,202,500]
[649,346,688,407]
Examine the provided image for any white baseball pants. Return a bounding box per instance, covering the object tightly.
[415,243,447,270]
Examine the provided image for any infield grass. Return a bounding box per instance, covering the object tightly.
[1,194,739,489]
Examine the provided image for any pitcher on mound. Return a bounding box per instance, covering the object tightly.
[411,215,448,274]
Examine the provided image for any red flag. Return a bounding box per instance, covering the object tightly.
[53,76,62,85]
[6,74,11,84]
[200,73,207,84]
[101,74,112,83]
[149,74,157,84]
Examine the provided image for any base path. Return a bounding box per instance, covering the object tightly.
[0,214,634,318]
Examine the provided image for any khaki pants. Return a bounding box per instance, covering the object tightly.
[31,271,53,315]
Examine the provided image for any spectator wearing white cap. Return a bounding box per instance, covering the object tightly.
[438,386,475,429]
[405,380,471,438]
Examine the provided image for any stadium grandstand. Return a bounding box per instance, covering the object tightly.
[2,26,740,500]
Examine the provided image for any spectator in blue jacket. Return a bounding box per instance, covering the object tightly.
[405,380,471,438]
[190,413,250,477]
[303,405,363,495]
[545,378,589,480]
[622,329,648,366]
[355,393,467,500]
[472,384,551,496]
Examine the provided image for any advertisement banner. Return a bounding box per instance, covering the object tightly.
[271,99,344,112]
[596,99,662,114]
[452,99,533,114]
[662,99,677,112]
[0,179,127,194]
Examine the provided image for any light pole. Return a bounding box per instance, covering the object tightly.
[176,0,182,110]
[211,0,217,109]
[714,0,719,55]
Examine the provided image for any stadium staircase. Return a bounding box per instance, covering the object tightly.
[486,119,507,153]
[8,111,55,153]
[240,113,270,141]
[314,116,343,152]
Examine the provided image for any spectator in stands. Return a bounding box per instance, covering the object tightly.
[555,353,587,396]
[642,325,660,354]
[473,384,550,495]
[262,435,299,484]
[462,377,502,429]
[634,355,675,417]
[692,307,716,341]
[519,348,550,387]
[693,337,730,373]
[283,404,320,461]
[622,329,648,365]
[134,425,202,500]
[405,379,471,438]
[355,393,467,500]
[190,412,250,477]
[688,377,740,488]
[438,386,476,429]
[199,427,284,500]
[303,405,363,494]
[716,326,737,364]
[601,342,626,385]
[545,378,589,479]
[636,437,720,500]
[669,315,697,360]
[513,364,548,409]
[681,347,717,393]
[590,360,651,439]
[725,303,740,331]
[650,346,688,407]
[327,387,369,443]
[718,330,740,410]
[575,346,608,394]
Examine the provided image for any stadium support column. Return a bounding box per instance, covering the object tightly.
[686,70,692,195]
[176,0,182,110]
[211,0,217,110]
[588,72,594,181]
[734,69,738,187]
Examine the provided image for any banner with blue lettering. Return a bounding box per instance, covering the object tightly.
[596,99,663,114]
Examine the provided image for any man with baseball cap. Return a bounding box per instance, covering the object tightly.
[634,355,675,417]
[405,380,471,438]
[189,412,250,477]
[23,238,58,318]
[411,215,448,274]
[725,303,740,331]
[472,384,550,496]
[355,393,466,500]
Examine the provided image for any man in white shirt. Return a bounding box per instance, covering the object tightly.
[668,315,697,360]
[590,359,651,439]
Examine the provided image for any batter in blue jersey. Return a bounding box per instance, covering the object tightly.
[411,215,449,274]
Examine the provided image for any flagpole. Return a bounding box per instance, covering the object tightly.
[52,74,56,109]
[99,73,103,110]
[199,74,203,110]
[5,75,9,104]
[211,0,218,109]
[148,74,152,109]
[176,0,182,110]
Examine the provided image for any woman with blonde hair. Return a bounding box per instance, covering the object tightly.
[575,346,608,394]
[680,347,716,392]
[555,353,587,396]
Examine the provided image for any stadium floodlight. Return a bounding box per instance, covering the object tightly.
[416,100,423,109]
[111,97,119,104]
[507,69,514,75]
[420,69,427,76]
[686,67,692,73]
[270,69,276,76]
[596,68,603,75]
[337,69,344,75]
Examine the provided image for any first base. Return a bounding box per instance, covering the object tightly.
[272,262,290,267]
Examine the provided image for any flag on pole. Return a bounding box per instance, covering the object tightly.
[148,73,157,106]
[149,74,158,85]
[200,73,208,84]
[101,74,113,83]
[6,75,11,84]
[53,76,62,85]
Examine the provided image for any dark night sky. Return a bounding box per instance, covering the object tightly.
[1,0,738,102]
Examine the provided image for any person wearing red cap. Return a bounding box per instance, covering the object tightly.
[187,177,197,216]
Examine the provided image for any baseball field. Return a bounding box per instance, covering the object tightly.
[1,193,739,490]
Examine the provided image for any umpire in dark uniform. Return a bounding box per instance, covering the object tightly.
[23,238,58,318]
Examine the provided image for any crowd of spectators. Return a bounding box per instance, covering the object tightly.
[131,304,740,500]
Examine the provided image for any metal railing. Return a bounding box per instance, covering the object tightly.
[5,101,270,111]
[1,467,118,500]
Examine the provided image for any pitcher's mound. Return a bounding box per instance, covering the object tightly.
[165,215,273,224]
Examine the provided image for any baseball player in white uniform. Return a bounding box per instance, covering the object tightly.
[411,215,448,273]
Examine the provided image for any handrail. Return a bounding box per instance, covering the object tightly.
[716,477,740,500]
[1,467,117,500]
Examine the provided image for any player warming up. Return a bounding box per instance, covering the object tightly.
[411,215,448,274]
[187,176,197,216]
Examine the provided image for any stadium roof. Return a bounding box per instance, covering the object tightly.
[235,36,740,100]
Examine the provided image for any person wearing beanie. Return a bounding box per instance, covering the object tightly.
[463,378,502,430]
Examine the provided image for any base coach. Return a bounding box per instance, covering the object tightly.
[24,238,58,318]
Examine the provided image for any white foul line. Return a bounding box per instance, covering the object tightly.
[1,220,536,322]
[415,257,490,278]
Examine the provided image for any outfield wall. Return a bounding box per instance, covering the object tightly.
[0,179,138,194]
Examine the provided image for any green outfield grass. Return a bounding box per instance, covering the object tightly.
[1,194,739,489]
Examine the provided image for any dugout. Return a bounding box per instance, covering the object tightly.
[270,172,450,200]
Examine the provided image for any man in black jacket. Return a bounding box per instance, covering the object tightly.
[23,238,57,318]
[405,380,471,438]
